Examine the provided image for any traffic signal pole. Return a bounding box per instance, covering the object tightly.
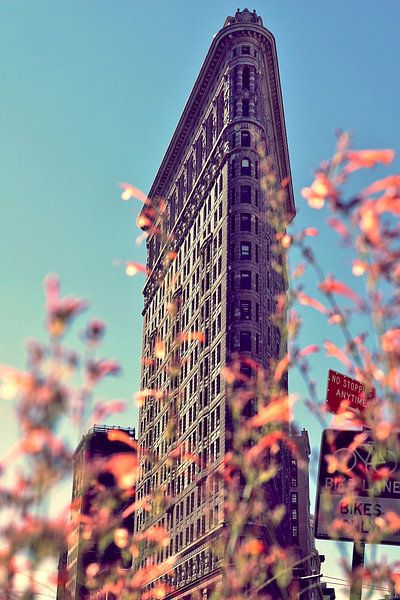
[350,541,365,600]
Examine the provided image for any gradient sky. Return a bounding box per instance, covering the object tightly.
[1,1,400,597]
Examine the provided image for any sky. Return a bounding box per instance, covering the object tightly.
[1,1,400,597]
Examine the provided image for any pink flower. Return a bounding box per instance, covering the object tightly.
[319,275,364,307]
[44,275,87,337]
[83,319,105,345]
[86,358,120,383]
[345,149,395,173]
[381,329,400,355]
[301,173,337,209]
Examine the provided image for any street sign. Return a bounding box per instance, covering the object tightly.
[326,369,376,414]
[315,429,400,545]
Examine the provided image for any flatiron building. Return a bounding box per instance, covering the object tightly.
[135,8,295,598]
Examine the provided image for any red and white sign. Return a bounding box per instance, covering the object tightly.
[326,369,376,414]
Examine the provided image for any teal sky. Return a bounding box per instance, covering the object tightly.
[1,1,400,597]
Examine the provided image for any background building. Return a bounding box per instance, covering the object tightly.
[62,425,137,600]
[290,429,323,600]
[135,8,295,598]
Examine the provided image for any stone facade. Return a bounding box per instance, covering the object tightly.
[135,9,295,598]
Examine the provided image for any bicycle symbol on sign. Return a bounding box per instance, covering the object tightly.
[333,442,398,475]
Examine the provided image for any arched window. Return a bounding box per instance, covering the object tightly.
[241,158,251,176]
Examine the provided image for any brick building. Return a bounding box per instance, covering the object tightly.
[135,8,295,598]
[62,425,137,599]
[290,430,324,599]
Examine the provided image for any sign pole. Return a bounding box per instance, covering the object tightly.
[349,541,365,600]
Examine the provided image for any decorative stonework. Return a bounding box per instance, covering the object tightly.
[224,8,263,28]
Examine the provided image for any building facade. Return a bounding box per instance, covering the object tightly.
[135,8,295,598]
[290,430,323,600]
[62,425,137,600]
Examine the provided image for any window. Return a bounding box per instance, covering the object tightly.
[242,46,250,55]
[241,158,251,176]
[240,300,251,320]
[217,91,224,133]
[240,241,251,260]
[231,159,236,178]
[240,331,251,351]
[231,214,236,233]
[187,157,193,193]
[242,98,249,117]
[255,160,259,180]
[240,271,251,289]
[255,244,259,263]
[240,213,251,231]
[240,185,251,203]
[241,131,250,147]
[242,66,250,89]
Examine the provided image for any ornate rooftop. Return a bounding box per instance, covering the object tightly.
[224,8,263,28]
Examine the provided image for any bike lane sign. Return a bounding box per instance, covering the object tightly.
[315,429,400,545]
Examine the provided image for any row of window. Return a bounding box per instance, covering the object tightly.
[141,549,217,591]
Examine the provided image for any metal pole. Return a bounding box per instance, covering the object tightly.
[349,542,365,600]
